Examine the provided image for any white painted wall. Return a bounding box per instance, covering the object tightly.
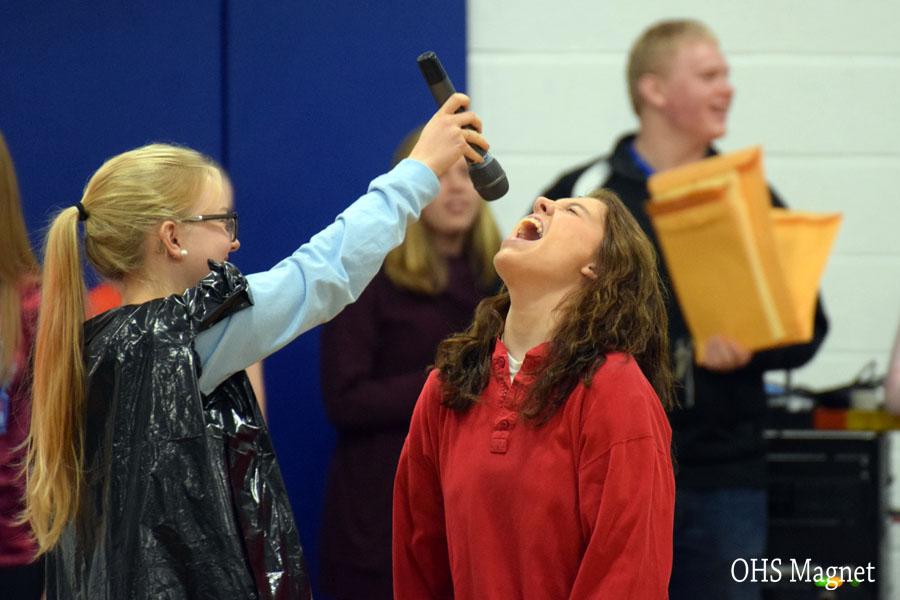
[469,0,900,389]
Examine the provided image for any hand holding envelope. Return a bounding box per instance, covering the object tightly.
[645,147,841,365]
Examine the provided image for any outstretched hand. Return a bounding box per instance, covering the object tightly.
[408,93,489,177]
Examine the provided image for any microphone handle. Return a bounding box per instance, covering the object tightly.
[418,52,487,162]
[417,51,509,201]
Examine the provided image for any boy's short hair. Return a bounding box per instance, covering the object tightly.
[627,19,718,115]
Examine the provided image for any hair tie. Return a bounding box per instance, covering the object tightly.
[76,201,90,222]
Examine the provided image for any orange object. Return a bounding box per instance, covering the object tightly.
[770,209,842,341]
[646,147,841,364]
[87,282,122,318]
[813,408,848,430]
[814,408,900,431]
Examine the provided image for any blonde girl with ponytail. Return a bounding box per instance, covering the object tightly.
[25,93,488,600]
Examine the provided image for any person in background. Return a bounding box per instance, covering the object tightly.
[319,126,501,600]
[23,94,487,600]
[0,130,43,599]
[541,19,829,600]
[393,190,675,599]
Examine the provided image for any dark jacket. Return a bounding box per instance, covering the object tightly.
[47,263,311,600]
[319,256,492,599]
[543,133,829,488]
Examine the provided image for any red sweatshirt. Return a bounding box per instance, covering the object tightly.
[393,340,674,599]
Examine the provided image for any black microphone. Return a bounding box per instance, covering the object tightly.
[417,51,509,201]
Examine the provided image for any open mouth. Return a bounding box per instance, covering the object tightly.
[515,216,544,241]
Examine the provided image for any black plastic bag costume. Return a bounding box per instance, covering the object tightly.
[46,263,311,599]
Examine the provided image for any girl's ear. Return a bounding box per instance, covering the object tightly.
[581,263,599,280]
[157,221,184,259]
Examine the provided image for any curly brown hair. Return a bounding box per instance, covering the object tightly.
[434,188,674,423]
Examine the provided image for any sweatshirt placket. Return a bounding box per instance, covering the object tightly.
[490,354,519,454]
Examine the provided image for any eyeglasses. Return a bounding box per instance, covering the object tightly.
[179,211,239,242]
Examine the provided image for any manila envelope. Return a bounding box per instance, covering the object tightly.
[645,147,841,364]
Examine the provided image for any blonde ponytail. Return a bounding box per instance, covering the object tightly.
[24,206,86,554]
[23,143,225,554]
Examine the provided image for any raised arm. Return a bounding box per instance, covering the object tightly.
[195,159,437,394]
[195,94,488,393]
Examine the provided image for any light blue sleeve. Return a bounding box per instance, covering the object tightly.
[194,158,439,395]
